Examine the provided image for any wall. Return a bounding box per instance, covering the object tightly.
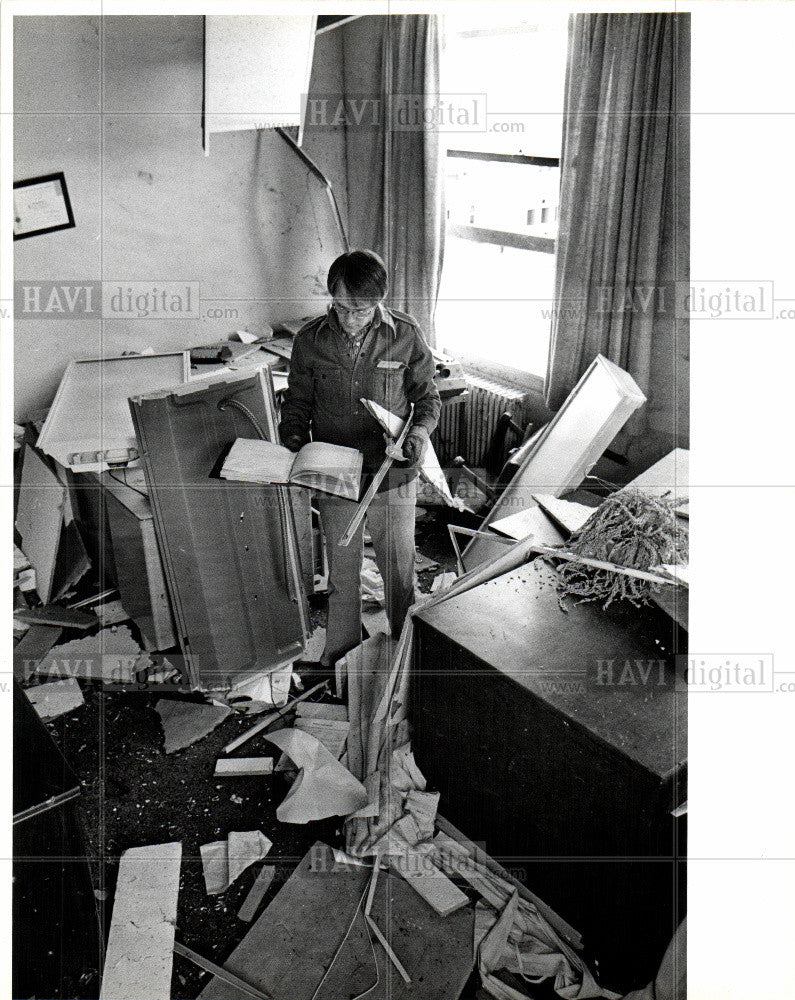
[13,14,345,421]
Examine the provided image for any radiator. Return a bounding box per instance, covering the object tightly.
[432,377,532,468]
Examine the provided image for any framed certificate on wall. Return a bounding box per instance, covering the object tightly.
[13,172,75,240]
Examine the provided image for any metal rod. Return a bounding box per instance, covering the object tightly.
[530,545,677,586]
[338,412,413,547]
[174,940,274,1000]
[365,914,412,985]
[13,787,82,825]
[275,127,349,252]
[222,679,329,754]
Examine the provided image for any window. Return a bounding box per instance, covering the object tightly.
[436,13,568,377]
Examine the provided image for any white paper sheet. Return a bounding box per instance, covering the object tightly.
[264,727,368,823]
[200,830,272,895]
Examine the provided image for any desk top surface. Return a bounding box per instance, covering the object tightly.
[416,560,687,778]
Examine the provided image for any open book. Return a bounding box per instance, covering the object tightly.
[221,439,363,501]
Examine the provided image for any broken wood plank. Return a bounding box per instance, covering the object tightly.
[237,865,276,922]
[14,605,98,630]
[13,624,63,682]
[198,843,473,1000]
[222,680,329,754]
[435,815,582,949]
[215,758,274,777]
[100,842,181,1000]
[175,941,274,1000]
[388,847,470,917]
[25,678,84,719]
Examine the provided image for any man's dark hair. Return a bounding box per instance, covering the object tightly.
[327,249,388,301]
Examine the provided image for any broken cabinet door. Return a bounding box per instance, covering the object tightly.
[130,369,309,689]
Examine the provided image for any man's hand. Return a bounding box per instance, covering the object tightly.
[401,426,430,468]
[283,434,304,453]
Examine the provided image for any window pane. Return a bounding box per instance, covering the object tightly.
[436,239,556,376]
[446,158,559,238]
[442,14,568,158]
[438,14,567,376]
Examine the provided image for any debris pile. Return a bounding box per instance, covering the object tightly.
[556,487,688,607]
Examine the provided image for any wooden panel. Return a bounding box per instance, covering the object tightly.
[15,446,65,604]
[464,355,645,568]
[130,369,308,688]
[100,843,182,1000]
[102,477,176,651]
[36,353,189,473]
[204,16,316,141]
[199,843,474,1000]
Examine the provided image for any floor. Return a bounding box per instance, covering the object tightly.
[18,505,468,999]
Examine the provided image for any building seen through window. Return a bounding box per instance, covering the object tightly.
[436,13,568,376]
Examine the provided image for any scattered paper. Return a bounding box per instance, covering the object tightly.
[26,677,84,718]
[395,813,424,846]
[200,830,272,895]
[264,727,368,823]
[348,772,381,820]
[275,717,349,771]
[230,330,260,344]
[223,663,293,710]
[391,743,427,793]
[406,789,440,839]
[299,717,349,756]
[361,557,385,605]
[156,699,231,754]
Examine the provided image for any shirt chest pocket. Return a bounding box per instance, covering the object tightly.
[370,361,408,412]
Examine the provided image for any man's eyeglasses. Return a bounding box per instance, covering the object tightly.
[332,300,379,318]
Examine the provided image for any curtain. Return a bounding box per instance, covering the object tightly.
[545,13,689,455]
[329,15,444,343]
[379,15,444,343]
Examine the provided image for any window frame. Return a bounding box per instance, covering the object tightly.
[439,149,561,382]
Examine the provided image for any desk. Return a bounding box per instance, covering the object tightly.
[412,559,686,992]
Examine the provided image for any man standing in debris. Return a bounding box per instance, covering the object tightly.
[279,249,441,667]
